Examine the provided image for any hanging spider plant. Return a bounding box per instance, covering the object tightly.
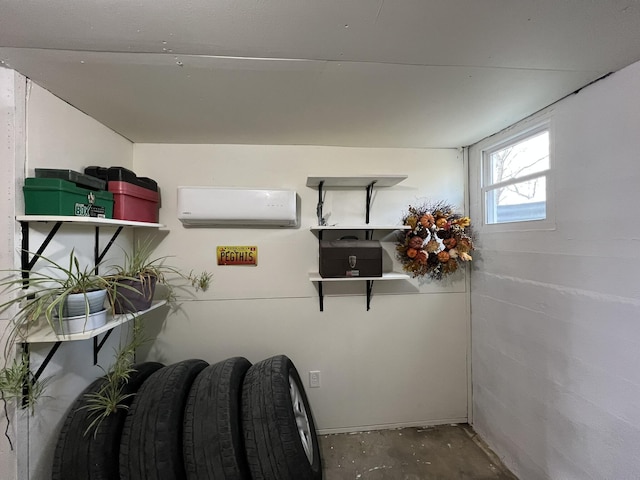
[0,249,112,346]
[108,238,211,314]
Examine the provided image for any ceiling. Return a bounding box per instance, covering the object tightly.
[1,0,640,148]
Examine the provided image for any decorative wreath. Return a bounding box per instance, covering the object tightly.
[396,201,475,280]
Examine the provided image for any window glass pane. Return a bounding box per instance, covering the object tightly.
[489,131,549,184]
[486,176,546,224]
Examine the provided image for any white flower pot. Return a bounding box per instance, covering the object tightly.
[53,308,108,335]
[63,289,107,317]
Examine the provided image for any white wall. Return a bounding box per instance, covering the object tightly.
[134,144,471,432]
[0,67,26,480]
[469,60,640,479]
[0,77,134,480]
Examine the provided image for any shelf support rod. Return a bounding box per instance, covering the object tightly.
[19,220,62,408]
[21,222,29,290]
[365,181,377,225]
[20,343,29,408]
[93,222,128,363]
[94,227,100,273]
[32,341,62,382]
[318,282,324,312]
[316,181,325,226]
[366,280,374,311]
[95,226,124,270]
[22,220,63,272]
[21,341,62,408]
[93,330,114,365]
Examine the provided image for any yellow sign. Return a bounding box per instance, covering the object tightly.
[217,246,258,266]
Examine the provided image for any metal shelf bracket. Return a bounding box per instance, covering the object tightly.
[365,181,377,225]
[20,341,62,408]
[93,330,115,365]
[94,226,124,273]
[17,219,127,406]
[316,180,325,226]
[366,280,374,311]
[21,220,62,278]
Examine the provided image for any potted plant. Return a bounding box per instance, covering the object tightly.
[0,241,212,434]
[0,251,108,425]
[0,352,50,410]
[0,351,51,449]
[108,239,212,314]
[0,250,111,338]
[80,242,212,437]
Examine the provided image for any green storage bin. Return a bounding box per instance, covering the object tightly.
[23,178,114,218]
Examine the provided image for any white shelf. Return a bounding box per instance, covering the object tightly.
[309,272,409,282]
[307,175,409,310]
[16,215,164,228]
[310,225,410,231]
[306,175,407,188]
[24,300,168,344]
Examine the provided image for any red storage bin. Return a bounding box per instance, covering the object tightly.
[108,181,159,223]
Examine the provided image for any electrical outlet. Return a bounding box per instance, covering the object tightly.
[309,370,321,388]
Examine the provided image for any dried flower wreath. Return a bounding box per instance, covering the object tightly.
[396,201,474,279]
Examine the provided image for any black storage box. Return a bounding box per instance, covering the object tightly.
[319,239,382,278]
[84,166,158,192]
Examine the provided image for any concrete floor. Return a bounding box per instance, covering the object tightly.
[319,424,517,480]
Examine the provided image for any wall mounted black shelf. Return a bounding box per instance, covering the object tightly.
[306,176,409,311]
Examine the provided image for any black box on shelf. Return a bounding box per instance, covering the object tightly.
[319,239,382,278]
[35,168,106,191]
[84,166,158,192]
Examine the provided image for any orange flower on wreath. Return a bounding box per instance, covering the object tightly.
[453,217,471,228]
[408,236,424,250]
[437,251,450,263]
[435,218,448,229]
[443,237,457,249]
[420,214,435,228]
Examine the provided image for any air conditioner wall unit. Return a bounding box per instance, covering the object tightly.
[177,187,298,227]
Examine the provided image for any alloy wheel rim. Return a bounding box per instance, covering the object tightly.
[289,374,314,464]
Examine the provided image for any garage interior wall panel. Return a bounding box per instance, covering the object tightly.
[133,144,470,432]
[7,83,135,480]
[0,67,25,480]
[468,59,640,479]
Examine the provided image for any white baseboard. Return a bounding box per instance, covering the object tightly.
[317,417,468,436]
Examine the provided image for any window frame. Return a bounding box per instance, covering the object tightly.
[480,119,556,232]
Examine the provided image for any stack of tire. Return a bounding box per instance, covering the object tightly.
[52,355,322,480]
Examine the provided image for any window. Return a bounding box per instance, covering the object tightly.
[482,124,550,225]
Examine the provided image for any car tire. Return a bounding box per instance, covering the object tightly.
[119,359,208,480]
[241,355,322,480]
[51,361,164,480]
[183,357,252,479]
